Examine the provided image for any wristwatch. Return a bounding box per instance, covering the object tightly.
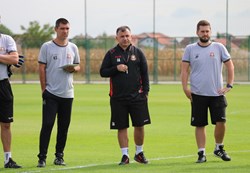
[226,83,233,89]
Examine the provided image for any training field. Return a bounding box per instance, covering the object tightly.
[1,84,249,173]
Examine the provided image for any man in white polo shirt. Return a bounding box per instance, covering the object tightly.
[0,18,22,168]
[37,18,80,167]
[181,20,234,163]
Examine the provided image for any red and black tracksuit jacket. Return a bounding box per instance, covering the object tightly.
[100,44,149,100]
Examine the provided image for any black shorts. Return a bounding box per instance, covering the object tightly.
[0,79,14,123]
[191,94,228,126]
[110,93,151,129]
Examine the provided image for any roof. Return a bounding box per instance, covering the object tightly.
[213,38,238,49]
[136,32,173,45]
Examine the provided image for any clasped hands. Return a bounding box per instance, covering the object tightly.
[117,64,128,73]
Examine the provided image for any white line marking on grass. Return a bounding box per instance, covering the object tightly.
[150,154,196,161]
[51,163,114,171]
[20,150,250,173]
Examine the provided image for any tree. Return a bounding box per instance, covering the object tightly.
[94,32,116,50]
[20,21,54,48]
[0,24,13,35]
[71,32,116,50]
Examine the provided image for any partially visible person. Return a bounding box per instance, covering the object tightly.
[37,18,80,167]
[0,30,22,168]
[100,26,151,165]
[181,20,234,163]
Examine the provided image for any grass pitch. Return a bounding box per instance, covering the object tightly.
[1,84,249,173]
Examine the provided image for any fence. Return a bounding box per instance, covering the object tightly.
[10,35,250,83]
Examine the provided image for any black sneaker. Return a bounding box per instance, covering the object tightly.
[119,155,129,165]
[214,145,231,161]
[37,159,46,167]
[54,157,66,166]
[134,152,148,164]
[196,151,206,163]
[4,158,22,168]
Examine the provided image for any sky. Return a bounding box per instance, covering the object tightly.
[1,0,250,38]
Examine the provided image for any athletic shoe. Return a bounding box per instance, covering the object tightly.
[4,158,22,168]
[196,151,206,163]
[54,157,66,166]
[134,152,148,164]
[37,159,46,167]
[214,145,231,161]
[119,155,129,165]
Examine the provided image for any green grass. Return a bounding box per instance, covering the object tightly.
[1,84,249,173]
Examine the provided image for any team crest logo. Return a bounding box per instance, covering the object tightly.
[0,47,6,53]
[67,53,72,59]
[130,55,136,61]
[210,52,215,58]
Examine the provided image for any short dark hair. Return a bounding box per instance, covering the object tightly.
[55,18,69,28]
[196,20,211,31]
[116,26,131,35]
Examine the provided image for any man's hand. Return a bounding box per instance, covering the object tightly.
[184,88,192,101]
[218,87,231,95]
[13,55,25,68]
[117,64,128,73]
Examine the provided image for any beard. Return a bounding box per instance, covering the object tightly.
[199,37,210,43]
